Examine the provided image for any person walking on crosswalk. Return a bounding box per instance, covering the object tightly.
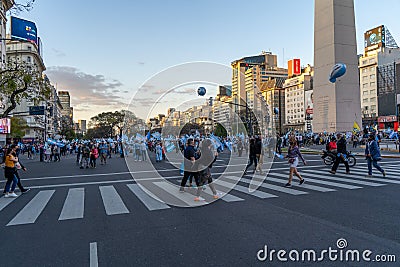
[285,139,306,187]
[365,133,386,178]
[3,145,20,198]
[330,133,350,175]
[194,139,219,201]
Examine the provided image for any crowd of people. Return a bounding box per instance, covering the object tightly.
[0,127,392,199]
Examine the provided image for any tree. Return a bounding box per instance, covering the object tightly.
[59,116,76,140]
[0,64,51,118]
[10,116,28,138]
[214,123,227,137]
[85,127,112,140]
[9,0,36,15]
[90,110,139,137]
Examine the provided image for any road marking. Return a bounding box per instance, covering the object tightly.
[99,186,129,215]
[220,193,244,202]
[126,184,170,211]
[333,170,400,185]
[90,242,98,267]
[268,173,362,189]
[239,176,309,195]
[59,188,85,220]
[265,173,336,192]
[7,190,55,226]
[0,196,18,212]
[215,177,278,199]
[302,170,385,187]
[152,181,208,206]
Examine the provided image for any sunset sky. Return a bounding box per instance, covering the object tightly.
[14,0,400,122]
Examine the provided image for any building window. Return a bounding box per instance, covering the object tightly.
[363,83,368,88]
[370,89,376,95]
[363,98,368,103]
[363,75,368,80]
[370,82,375,87]
[362,60,367,65]
[27,56,31,63]
[362,69,367,73]
[370,97,375,102]
[362,90,368,96]
[370,74,375,79]
[369,66,375,72]
[371,105,376,111]
[369,59,374,63]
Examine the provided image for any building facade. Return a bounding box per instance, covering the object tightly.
[6,38,47,140]
[359,25,400,127]
[283,64,314,132]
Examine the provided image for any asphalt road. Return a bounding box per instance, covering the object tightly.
[0,150,399,266]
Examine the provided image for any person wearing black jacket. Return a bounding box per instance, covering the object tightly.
[194,139,218,201]
[244,138,257,175]
[330,133,350,174]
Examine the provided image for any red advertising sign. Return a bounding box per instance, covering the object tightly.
[293,59,301,75]
[377,115,397,123]
[288,59,301,77]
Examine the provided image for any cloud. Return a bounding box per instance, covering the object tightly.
[138,62,145,65]
[45,66,126,109]
[151,87,195,95]
[52,48,66,57]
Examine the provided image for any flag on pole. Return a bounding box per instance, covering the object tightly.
[353,121,360,133]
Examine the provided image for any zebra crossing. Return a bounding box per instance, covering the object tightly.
[1,162,400,227]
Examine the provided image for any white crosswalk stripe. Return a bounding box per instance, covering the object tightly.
[99,186,129,215]
[3,162,400,226]
[215,177,278,199]
[59,188,85,220]
[7,190,55,226]
[126,184,170,211]
[226,175,308,195]
[302,170,385,187]
[0,195,18,212]
[266,173,336,192]
[152,181,209,205]
[266,172,362,189]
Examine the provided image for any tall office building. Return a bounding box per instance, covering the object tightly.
[359,25,400,127]
[58,91,73,127]
[313,0,361,133]
[231,52,287,135]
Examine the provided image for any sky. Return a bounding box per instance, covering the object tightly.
[12,0,400,122]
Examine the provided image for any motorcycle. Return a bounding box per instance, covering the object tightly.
[321,150,356,167]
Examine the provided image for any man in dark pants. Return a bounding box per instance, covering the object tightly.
[180,139,199,192]
[330,133,350,174]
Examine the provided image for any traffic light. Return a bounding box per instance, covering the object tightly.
[208,97,213,106]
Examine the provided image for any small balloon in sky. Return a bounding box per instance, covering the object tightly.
[329,63,347,83]
[273,107,279,115]
[197,86,206,96]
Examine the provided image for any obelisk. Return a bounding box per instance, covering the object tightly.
[313,0,361,133]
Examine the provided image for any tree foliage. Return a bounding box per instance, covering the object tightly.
[0,64,51,118]
[9,0,36,15]
[10,116,28,138]
[214,123,227,137]
[89,110,141,137]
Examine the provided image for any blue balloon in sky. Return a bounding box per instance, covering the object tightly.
[274,107,279,115]
[197,86,206,96]
[329,63,347,83]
